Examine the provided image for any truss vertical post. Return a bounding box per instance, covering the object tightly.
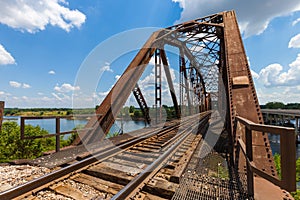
[0,101,4,132]
[179,53,184,116]
[179,49,192,116]
[155,49,162,124]
[55,117,61,152]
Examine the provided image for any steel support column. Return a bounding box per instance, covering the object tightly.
[155,49,162,124]
[0,101,4,132]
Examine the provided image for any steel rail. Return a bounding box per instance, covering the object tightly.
[0,114,204,199]
[112,112,211,200]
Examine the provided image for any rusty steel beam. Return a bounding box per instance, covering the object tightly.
[72,11,292,194]
[222,11,276,178]
[180,49,192,115]
[0,101,4,132]
[160,49,180,119]
[155,49,162,124]
[132,84,151,125]
[74,31,163,145]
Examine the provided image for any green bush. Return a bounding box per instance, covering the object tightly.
[0,121,78,162]
[0,121,55,162]
[274,153,300,199]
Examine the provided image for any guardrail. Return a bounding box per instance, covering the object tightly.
[20,115,94,152]
[234,116,296,195]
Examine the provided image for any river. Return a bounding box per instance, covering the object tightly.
[3,116,146,139]
[3,116,299,157]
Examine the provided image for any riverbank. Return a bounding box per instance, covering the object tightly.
[3,108,95,117]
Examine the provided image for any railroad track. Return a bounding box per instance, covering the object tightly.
[0,112,211,199]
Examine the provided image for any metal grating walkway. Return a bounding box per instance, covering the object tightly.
[172,170,254,200]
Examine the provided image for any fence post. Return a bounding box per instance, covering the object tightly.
[20,117,25,139]
[245,126,254,196]
[55,117,60,152]
[0,101,4,132]
[280,129,296,192]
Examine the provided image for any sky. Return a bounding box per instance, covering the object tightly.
[0,0,300,108]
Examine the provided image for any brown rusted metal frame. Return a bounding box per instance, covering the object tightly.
[132,83,151,125]
[0,101,4,132]
[73,31,163,145]
[161,26,221,110]
[76,15,222,144]
[161,30,215,96]
[155,49,162,124]
[75,15,282,199]
[160,36,211,114]
[180,49,192,116]
[20,116,94,152]
[75,20,222,144]
[235,116,296,193]
[160,49,181,119]
[222,12,277,188]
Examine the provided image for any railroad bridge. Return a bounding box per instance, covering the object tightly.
[0,10,296,199]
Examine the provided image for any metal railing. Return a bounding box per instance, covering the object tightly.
[20,115,92,152]
[234,116,296,195]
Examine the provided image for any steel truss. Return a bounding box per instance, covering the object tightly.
[74,12,275,185]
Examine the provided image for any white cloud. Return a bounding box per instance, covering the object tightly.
[172,0,300,37]
[9,81,31,88]
[0,44,16,65]
[48,70,56,75]
[22,83,31,89]
[99,91,109,97]
[288,34,300,48]
[258,53,300,87]
[292,18,300,26]
[251,69,259,79]
[9,81,22,88]
[0,91,11,97]
[100,63,113,73]
[0,0,86,33]
[2,92,75,107]
[115,75,121,80]
[138,65,178,106]
[256,86,300,104]
[54,83,80,93]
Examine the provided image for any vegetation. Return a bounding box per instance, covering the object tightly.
[3,108,96,116]
[0,121,76,163]
[273,153,300,199]
[5,101,300,117]
[261,102,300,110]
[0,104,180,163]
[273,153,281,179]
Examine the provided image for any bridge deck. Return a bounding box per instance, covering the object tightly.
[262,109,300,117]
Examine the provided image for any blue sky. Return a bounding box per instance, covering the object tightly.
[0,0,300,108]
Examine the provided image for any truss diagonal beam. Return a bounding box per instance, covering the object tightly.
[132,84,151,125]
[160,49,180,119]
[74,31,162,145]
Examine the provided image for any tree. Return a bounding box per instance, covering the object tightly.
[134,110,143,118]
[0,121,55,162]
[265,102,285,109]
[129,106,135,113]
